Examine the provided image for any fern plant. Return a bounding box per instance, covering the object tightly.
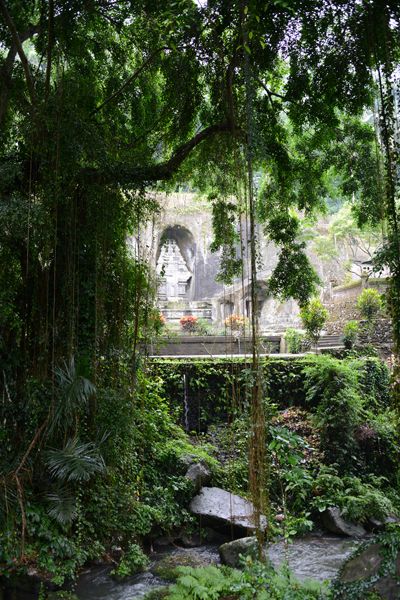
[168,566,243,600]
[311,466,395,523]
[167,561,329,600]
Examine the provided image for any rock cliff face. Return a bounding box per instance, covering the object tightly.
[138,193,393,339]
[138,193,345,332]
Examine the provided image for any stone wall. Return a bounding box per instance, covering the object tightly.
[324,298,393,357]
[151,355,390,433]
[152,335,281,357]
[330,277,389,303]
[137,192,373,332]
[151,357,307,433]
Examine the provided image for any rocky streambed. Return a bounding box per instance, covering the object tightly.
[72,534,359,600]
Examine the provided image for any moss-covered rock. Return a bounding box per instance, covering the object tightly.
[150,551,215,582]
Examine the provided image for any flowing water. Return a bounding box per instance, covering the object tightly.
[268,533,359,583]
[73,534,359,600]
[74,545,220,600]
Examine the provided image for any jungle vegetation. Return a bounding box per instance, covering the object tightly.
[0,0,399,591]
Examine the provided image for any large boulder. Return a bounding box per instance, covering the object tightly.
[336,540,400,599]
[365,513,400,533]
[185,459,212,492]
[150,551,215,582]
[219,537,266,567]
[322,507,366,537]
[189,487,267,536]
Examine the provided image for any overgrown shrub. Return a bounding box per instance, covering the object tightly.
[299,299,328,351]
[285,328,304,353]
[340,320,359,349]
[311,466,395,522]
[302,355,363,471]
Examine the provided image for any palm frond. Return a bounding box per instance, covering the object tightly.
[52,356,95,428]
[44,437,105,483]
[45,488,78,526]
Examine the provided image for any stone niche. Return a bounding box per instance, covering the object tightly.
[156,225,195,301]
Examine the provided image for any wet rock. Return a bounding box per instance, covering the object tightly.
[189,487,267,536]
[110,565,147,582]
[365,513,400,533]
[150,551,215,582]
[179,533,203,548]
[154,535,176,547]
[185,459,212,492]
[3,569,58,599]
[339,542,400,599]
[200,527,229,543]
[219,537,265,567]
[322,507,366,537]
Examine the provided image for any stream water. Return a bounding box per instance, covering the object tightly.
[73,534,359,600]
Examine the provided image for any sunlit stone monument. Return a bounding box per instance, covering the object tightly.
[156,239,192,301]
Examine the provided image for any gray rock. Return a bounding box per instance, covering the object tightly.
[200,527,229,543]
[366,513,400,532]
[180,533,203,548]
[219,537,266,567]
[322,507,366,537]
[154,535,177,546]
[189,487,267,536]
[340,543,400,599]
[341,543,383,582]
[185,459,212,491]
[181,454,198,468]
[150,551,215,582]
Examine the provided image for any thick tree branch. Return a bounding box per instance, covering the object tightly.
[0,0,35,104]
[0,23,40,124]
[5,121,233,190]
[82,121,233,184]
[253,74,283,107]
[0,64,31,114]
[89,46,170,118]
[161,121,232,176]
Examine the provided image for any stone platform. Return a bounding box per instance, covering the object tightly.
[151,335,281,356]
[159,300,212,325]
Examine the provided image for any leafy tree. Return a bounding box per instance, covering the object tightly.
[356,288,384,342]
[299,299,329,352]
[312,202,383,281]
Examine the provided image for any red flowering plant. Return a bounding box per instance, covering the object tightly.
[223,314,248,332]
[180,315,198,333]
[150,312,167,335]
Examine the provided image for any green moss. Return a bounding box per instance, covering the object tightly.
[334,280,362,291]
[151,553,213,582]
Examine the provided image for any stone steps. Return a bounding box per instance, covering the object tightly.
[318,334,343,348]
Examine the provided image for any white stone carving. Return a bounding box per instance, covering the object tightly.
[157,239,192,300]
